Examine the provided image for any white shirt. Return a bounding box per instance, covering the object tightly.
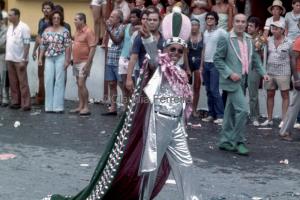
[264,16,285,31]
[285,11,300,41]
[5,21,31,62]
[203,28,227,62]
[2,10,8,19]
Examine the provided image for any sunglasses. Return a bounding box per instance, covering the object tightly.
[169,47,184,54]
[206,17,215,20]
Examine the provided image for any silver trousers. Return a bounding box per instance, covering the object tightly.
[139,113,201,200]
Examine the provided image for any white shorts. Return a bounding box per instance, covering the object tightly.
[118,56,129,75]
[73,62,89,78]
[90,0,106,6]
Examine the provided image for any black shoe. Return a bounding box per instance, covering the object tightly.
[101,111,117,116]
[80,112,91,116]
[22,107,31,111]
[1,103,8,107]
[9,104,21,109]
[53,111,64,114]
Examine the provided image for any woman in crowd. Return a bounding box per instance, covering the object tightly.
[208,0,234,31]
[90,0,107,43]
[187,18,203,117]
[39,10,71,113]
[190,0,209,33]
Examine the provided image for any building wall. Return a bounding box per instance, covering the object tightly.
[7,0,93,37]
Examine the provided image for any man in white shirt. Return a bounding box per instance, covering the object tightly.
[201,11,226,125]
[6,8,31,111]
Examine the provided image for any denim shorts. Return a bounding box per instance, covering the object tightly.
[105,64,121,81]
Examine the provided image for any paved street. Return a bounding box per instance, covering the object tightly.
[0,101,300,200]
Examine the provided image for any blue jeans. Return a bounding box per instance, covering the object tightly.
[203,62,224,118]
[44,54,65,112]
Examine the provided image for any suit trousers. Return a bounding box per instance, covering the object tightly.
[139,113,201,200]
[219,86,248,146]
[7,61,31,108]
[44,54,65,112]
[240,71,261,121]
[280,89,300,135]
[247,69,261,121]
[0,54,9,104]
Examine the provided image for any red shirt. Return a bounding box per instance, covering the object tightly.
[72,25,96,64]
[293,36,300,72]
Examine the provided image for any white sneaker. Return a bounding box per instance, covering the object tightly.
[260,119,273,126]
[278,121,284,128]
[202,116,214,122]
[252,120,260,127]
[213,118,223,124]
[294,123,300,129]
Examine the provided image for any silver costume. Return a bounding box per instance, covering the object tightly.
[138,36,201,200]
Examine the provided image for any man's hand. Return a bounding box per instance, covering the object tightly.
[294,80,300,90]
[186,69,192,78]
[263,75,270,81]
[105,19,112,32]
[64,60,70,70]
[32,52,37,61]
[139,23,150,39]
[229,73,241,82]
[22,59,28,66]
[82,63,91,77]
[38,58,43,66]
[126,76,134,92]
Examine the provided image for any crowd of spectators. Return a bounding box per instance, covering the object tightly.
[2,0,300,140]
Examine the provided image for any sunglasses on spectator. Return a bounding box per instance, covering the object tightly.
[206,17,215,20]
[169,47,184,54]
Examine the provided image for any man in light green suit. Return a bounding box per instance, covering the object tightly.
[213,14,269,155]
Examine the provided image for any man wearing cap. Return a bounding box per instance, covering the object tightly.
[263,0,286,38]
[214,14,268,155]
[261,21,293,128]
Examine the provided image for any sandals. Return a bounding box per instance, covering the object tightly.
[280,133,293,141]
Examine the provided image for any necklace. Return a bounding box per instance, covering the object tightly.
[190,35,201,50]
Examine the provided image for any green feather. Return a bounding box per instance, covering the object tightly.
[172,12,182,37]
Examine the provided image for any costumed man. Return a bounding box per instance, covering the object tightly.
[43,7,201,200]
[214,14,269,156]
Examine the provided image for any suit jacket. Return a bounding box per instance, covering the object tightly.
[213,30,266,92]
